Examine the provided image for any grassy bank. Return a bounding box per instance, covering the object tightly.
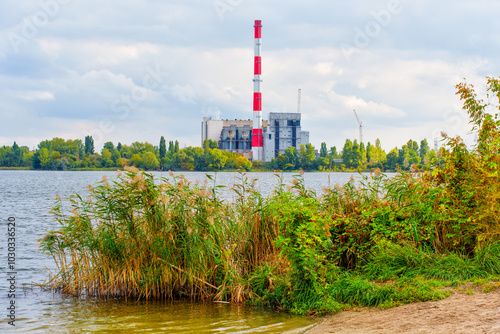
[0,167,30,170]
[40,77,500,315]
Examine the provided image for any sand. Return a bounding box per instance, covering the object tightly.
[306,290,500,334]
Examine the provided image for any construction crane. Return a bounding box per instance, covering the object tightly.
[353,109,363,143]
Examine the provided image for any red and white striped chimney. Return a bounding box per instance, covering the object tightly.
[252,19,263,161]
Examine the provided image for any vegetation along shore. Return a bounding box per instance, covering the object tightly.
[40,78,500,318]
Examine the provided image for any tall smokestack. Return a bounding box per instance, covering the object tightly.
[252,19,263,161]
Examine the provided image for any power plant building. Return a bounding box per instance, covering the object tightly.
[201,114,308,162]
[264,112,309,162]
[200,20,310,163]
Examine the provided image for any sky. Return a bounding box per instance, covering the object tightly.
[1,0,499,152]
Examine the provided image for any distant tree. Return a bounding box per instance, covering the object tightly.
[234,155,252,171]
[103,141,115,153]
[299,144,316,170]
[117,142,122,152]
[130,154,142,167]
[284,146,298,169]
[341,139,353,168]
[329,146,339,159]
[32,150,41,169]
[23,151,34,168]
[131,142,146,154]
[375,138,385,163]
[317,157,330,171]
[159,136,167,161]
[366,142,373,162]
[351,140,363,168]
[142,152,160,170]
[168,141,175,155]
[174,140,179,153]
[320,142,328,158]
[39,148,51,169]
[419,139,430,160]
[58,157,70,170]
[205,148,226,170]
[84,136,94,155]
[208,139,218,149]
[12,142,22,166]
[367,144,378,163]
[386,148,399,170]
[102,149,113,167]
[398,145,410,169]
[359,142,367,165]
[111,150,121,166]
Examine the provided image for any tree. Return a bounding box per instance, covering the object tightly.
[159,136,166,161]
[284,146,298,169]
[367,144,378,163]
[320,142,328,158]
[329,146,339,159]
[375,138,385,162]
[85,136,94,155]
[208,139,218,149]
[206,148,227,170]
[398,145,410,169]
[341,139,353,168]
[130,154,142,167]
[102,149,113,167]
[386,148,398,170]
[142,152,160,170]
[58,157,70,170]
[174,140,179,153]
[359,142,367,165]
[419,139,430,160]
[366,142,373,162]
[298,144,316,170]
[317,157,330,171]
[32,150,41,169]
[39,148,51,169]
[103,141,115,153]
[12,142,22,166]
[351,140,363,168]
[168,141,174,155]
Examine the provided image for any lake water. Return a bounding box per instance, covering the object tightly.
[0,170,365,333]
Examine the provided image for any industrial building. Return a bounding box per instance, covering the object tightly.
[201,117,269,160]
[200,20,310,163]
[201,113,309,162]
[263,112,309,162]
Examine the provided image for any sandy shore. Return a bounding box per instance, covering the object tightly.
[306,290,500,334]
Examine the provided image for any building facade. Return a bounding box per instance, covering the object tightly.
[263,112,309,162]
[201,113,308,162]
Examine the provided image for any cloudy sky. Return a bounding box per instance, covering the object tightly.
[1,0,499,152]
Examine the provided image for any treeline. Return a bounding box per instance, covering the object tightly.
[0,135,438,172]
[0,136,251,171]
[270,138,437,171]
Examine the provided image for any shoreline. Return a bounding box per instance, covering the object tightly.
[305,290,500,334]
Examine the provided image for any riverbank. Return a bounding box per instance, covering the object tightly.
[306,290,500,334]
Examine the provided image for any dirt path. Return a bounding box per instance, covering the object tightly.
[306,290,500,334]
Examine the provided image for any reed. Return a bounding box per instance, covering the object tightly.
[41,77,500,315]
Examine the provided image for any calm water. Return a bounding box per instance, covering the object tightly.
[0,170,364,333]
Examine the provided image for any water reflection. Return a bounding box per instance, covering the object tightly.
[19,293,317,333]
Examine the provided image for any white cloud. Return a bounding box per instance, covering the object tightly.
[171,84,196,104]
[0,0,498,151]
[17,91,55,101]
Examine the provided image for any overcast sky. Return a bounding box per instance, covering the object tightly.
[1,0,499,152]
